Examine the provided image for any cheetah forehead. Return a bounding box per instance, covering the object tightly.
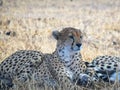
[60,27,82,38]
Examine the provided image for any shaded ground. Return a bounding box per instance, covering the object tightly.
[0,0,120,62]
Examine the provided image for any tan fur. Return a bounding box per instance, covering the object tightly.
[0,27,87,90]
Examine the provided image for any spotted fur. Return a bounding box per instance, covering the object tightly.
[0,27,88,89]
[78,55,120,89]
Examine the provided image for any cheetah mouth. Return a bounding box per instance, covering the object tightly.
[71,47,81,51]
[71,45,82,51]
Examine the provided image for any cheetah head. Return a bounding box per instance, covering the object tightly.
[52,27,83,53]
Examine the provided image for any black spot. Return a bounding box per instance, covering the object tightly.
[54,56,57,58]
[114,64,118,67]
[59,72,62,74]
[105,57,108,59]
[14,58,17,61]
[72,56,74,59]
[21,60,24,62]
[9,61,12,65]
[1,68,3,71]
[75,53,78,55]
[83,65,86,68]
[30,65,33,67]
[103,77,109,82]
[95,62,99,65]
[62,51,64,54]
[61,70,64,72]
[54,67,57,69]
[3,63,6,65]
[101,64,104,66]
[101,67,104,70]
[19,63,23,65]
[76,64,78,65]
[108,63,112,65]
[114,68,116,70]
[19,70,23,73]
[13,64,16,66]
[102,56,105,58]
[5,59,9,63]
[41,72,43,74]
[17,73,20,76]
[27,71,30,73]
[14,60,18,63]
[5,65,8,68]
[72,70,75,72]
[23,57,26,59]
[6,68,9,71]
[12,67,15,69]
[107,66,111,69]
[15,69,18,72]
[70,68,73,71]
[111,60,114,62]
[26,53,29,55]
[18,56,22,58]
[79,68,82,71]
[59,49,62,52]
[61,76,63,78]
[99,75,104,79]
[96,71,100,73]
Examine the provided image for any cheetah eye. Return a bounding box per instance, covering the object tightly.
[80,36,83,39]
[69,35,74,39]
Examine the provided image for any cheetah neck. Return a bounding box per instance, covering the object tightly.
[55,45,81,63]
[53,45,83,82]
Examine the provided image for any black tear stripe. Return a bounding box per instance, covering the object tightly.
[71,38,75,48]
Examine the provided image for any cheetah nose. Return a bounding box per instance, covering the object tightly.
[76,43,82,47]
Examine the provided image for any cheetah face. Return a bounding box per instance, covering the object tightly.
[52,27,83,52]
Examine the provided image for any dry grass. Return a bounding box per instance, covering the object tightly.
[0,0,120,62]
[0,0,120,89]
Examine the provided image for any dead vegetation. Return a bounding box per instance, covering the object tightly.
[0,0,119,62]
[0,0,120,89]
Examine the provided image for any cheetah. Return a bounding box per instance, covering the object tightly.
[77,55,120,89]
[0,27,88,90]
[0,50,44,90]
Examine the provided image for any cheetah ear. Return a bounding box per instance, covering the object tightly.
[52,31,61,40]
